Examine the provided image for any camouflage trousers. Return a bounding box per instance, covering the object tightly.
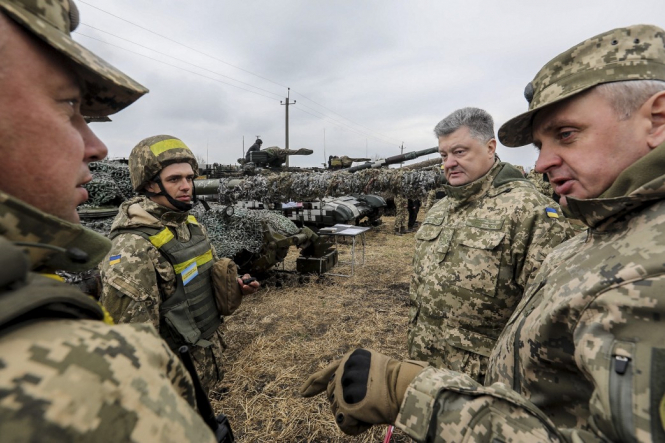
[408,317,488,385]
[394,195,408,232]
[189,329,227,395]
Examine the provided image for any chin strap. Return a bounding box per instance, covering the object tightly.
[145,177,195,212]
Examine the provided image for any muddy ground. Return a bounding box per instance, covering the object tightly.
[211,215,420,442]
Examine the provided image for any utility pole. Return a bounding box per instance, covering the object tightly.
[323,128,326,166]
[280,87,296,167]
[400,142,404,167]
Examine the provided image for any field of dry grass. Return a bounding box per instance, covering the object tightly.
[211,215,420,442]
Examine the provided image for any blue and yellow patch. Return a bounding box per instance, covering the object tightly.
[545,207,559,219]
[109,254,122,265]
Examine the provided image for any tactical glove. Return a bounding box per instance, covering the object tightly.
[300,348,427,435]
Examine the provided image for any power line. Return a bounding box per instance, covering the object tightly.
[79,23,284,99]
[76,33,280,101]
[78,0,287,89]
[77,1,402,146]
[294,102,398,147]
[291,89,402,145]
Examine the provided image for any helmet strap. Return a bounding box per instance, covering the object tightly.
[145,177,193,212]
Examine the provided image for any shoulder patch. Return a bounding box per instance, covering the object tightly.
[109,254,122,265]
[545,207,559,218]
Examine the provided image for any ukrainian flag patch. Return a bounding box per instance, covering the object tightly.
[109,254,122,265]
[182,262,199,285]
[545,207,559,218]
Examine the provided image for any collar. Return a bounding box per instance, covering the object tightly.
[0,191,111,272]
[566,141,665,229]
[442,160,502,203]
[135,196,190,227]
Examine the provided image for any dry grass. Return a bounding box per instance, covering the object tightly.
[211,216,420,442]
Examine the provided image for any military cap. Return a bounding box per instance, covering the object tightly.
[129,135,198,192]
[0,0,148,116]
[499,24,665,147]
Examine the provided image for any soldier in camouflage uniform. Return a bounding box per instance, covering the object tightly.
[100,135,259,395]
[0,1,217,441]
[303,24,665,442]
[526,166,554,198]
[408,107,573,383]
[394,193,409,235]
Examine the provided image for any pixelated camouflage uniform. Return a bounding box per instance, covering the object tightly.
[397,141,665,443]
[100,196,226,394]
[408,161,574,383]
[394,194,409,233]
[526,169,554,199]
[0,191,215,442]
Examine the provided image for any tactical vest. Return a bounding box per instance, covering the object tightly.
[0,237,104,334]
[110,216,221,351]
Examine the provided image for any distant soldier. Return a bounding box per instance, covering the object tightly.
[303,24,665,443]
[100,135,259,394]
[0,0,217,441]
[526,166,554,198]
[245,137,263,162]
[408,107,573,383]
[394,194,408,235]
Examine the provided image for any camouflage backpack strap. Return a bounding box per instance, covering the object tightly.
[0,237,104,333]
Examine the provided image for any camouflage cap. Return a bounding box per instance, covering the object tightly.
[498,24,665,147]
[0,0,148,116]
[129,135,198,192]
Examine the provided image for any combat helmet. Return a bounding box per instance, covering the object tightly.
[129,135,199,211]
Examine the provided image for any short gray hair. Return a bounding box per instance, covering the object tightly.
[596,80,665,120]
[434,107,495,143]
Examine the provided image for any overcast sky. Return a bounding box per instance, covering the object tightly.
[74,0,665,169]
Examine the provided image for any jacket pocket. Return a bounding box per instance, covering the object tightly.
[414,225,453,265]
[453,226,506,297]
[163,300,202,346]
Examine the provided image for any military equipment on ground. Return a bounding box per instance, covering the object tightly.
[346,147,439,172]
[328,156,371,170]
[239,147,314,168]
[78,159,337,275]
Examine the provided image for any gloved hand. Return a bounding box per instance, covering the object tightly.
[300,348,427,435]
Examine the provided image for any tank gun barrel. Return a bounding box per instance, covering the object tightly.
[347,147,438,172]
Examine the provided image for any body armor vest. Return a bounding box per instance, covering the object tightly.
[0,238,104,334]
[111,217,221,351]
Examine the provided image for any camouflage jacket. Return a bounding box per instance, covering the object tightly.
[408,161,573,381]
[397,144,665,442]
[99,196,226,391]
[527,169,554,199]
[0,191,214,442]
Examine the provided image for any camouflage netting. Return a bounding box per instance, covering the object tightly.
[217,167,442,204]
[81,160,134,207]
[191,205,300,258]
[80,217,116,237]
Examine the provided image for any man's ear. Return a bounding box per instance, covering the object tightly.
[145,181,159,194]
[487,138,497,158]
[646,90,665,149]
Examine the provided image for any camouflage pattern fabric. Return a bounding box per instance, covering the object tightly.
[526,169,554,199]
[128,135,198,192]
[0,0,147,116]
[217,167,442,204]
[408,162,574,383]
[396,144,665,442]
[394,194,408,233]
[99,196,226,394]
[499,25,665,147]
[0,191,214,442]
